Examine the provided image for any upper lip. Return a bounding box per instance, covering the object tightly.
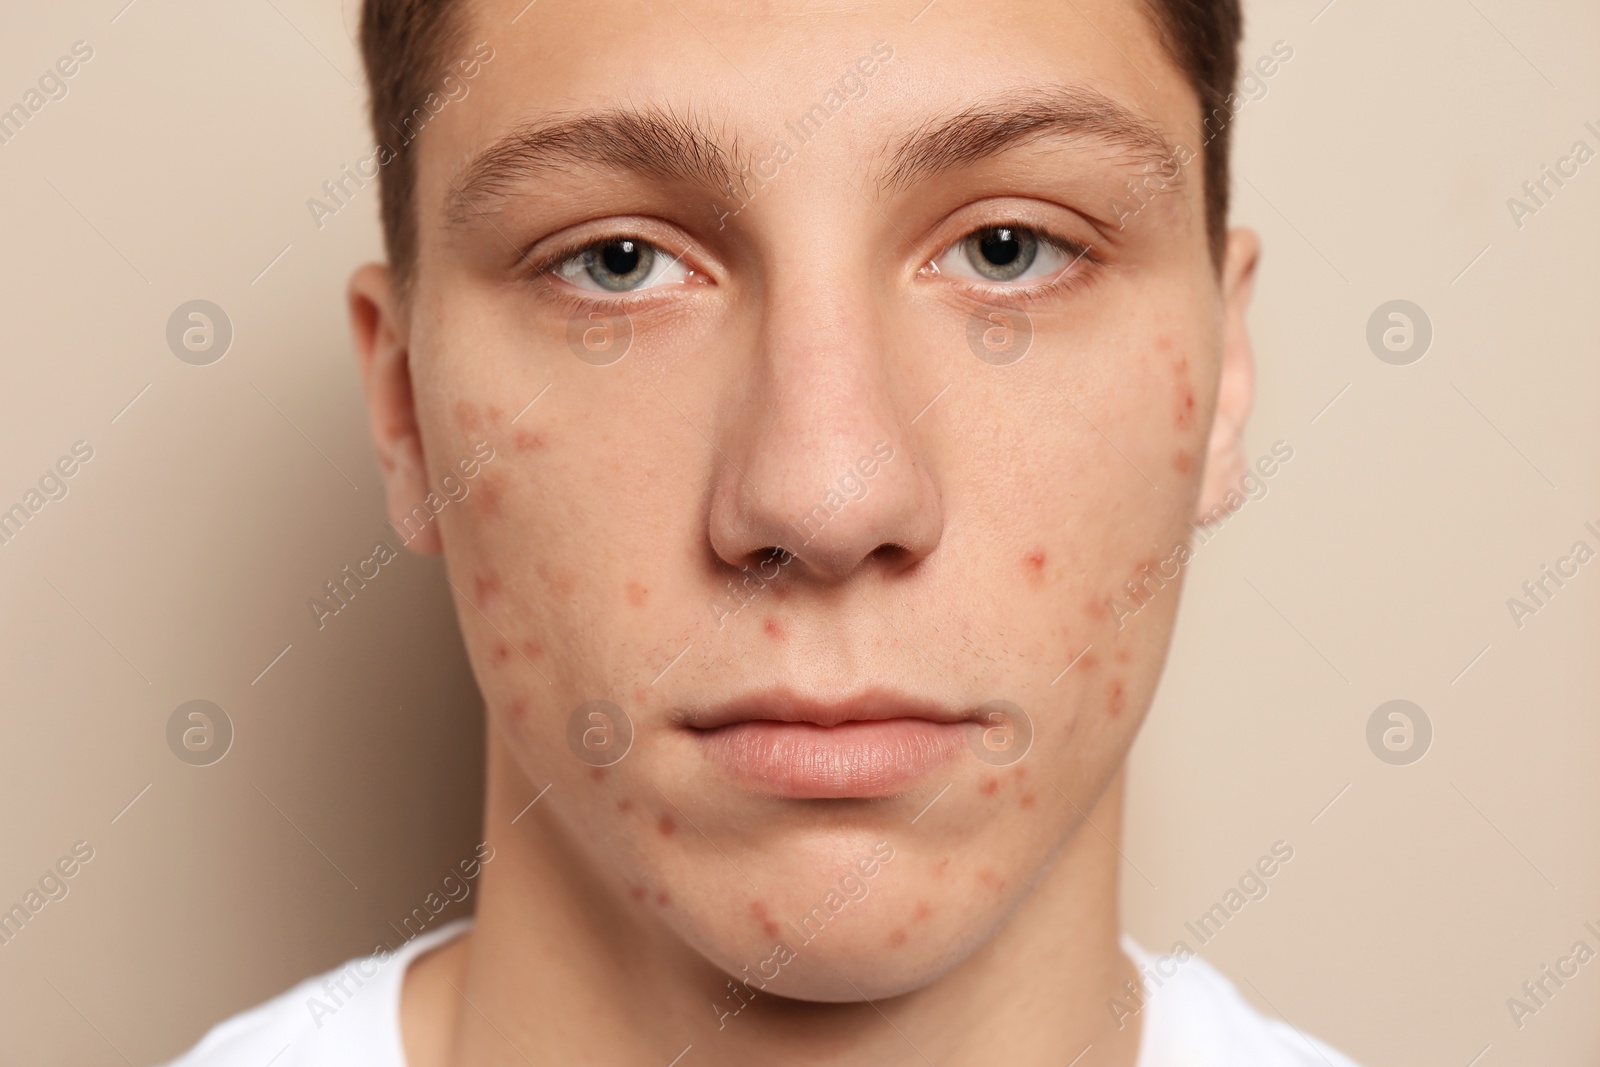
[679,687,974,731]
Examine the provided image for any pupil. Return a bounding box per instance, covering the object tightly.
[979,228,1022,266]
[601,240,641,276]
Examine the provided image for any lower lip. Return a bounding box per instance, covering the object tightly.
[695,718,966,798]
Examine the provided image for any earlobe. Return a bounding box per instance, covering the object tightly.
[348,264,441,555]
[1193,227,1260,522]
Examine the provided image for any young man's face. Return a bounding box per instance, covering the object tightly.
[354,0,1257,1000]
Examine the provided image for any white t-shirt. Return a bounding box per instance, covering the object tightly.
[163,922,1361,1066]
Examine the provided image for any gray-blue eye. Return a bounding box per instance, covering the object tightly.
[554,237,686,293]
[963,227,1037,281]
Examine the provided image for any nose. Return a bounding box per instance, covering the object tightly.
[706,274,943,585]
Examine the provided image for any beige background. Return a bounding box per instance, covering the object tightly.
[0,1,1595,1063]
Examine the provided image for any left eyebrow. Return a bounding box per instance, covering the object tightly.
[876,85,1179,195]
[444,106,742,225]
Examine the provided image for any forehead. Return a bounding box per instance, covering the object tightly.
[439,0,1199,180]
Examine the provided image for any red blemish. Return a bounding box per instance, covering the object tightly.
[657,815,676,837]
[763,617,784,641]
[453,400,480,430]
[474,573,502,611]
[1172,450,1194,474]
[750,901,780,939]
[772,584,791,602]
[979,777,999,796]
[913,901,932,922]
[486,404,503,422]
[491,642,511,666]
[629,884,647,903]
[1079,651,1101,673]
[1023,549,1047,588]
[1108,680,1127,717]
[539,564,576,599]
[1114,647,1130,665]
[617,798,633,813]
[1021,792,1036,809]
[590,767,606,782]
[625,581,649,608]
[887,928,908,948]
[934,857,950,878]
[514,429,545,453]
[977,868,998,887]
[1176,389,1196,429]
[656,890,670,907]
[1086,598,1107,622]
[476,476,503,519]
[1015,766,1028,779]
[507,699,529,722]
[519,639,542,661]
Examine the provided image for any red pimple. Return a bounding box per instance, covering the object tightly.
[1023,549,1047,587]
[519,639,542,661]
[507,699,528,722]
[979,777,999,796]
[1079,651,1101,673]
[453,400,481,430]
[629,884,647,903]
[491,642,511,666]
[913,901,932,922]
[590,767,606,782]
[514,429,545,453]
[763,617,784,641]
[474,573,502,610]
[1114,647,1130,665]
[657,815,676,837]
[1086,597,1107,622]
[1021,792,1036,809]
[888,928,908,948]
[772,583,791,602]
[656,890,670,907]
[1172,450,1194,474]
[617,797,633,813]
[625,581,649,608]
[751,901,780,938]
[476,476,503,519]
[934,857,950,877]
[1108,680,1127,717]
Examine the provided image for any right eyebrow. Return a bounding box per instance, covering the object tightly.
[444,107,741,225]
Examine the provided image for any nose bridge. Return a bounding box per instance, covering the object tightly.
[707,267,942,583]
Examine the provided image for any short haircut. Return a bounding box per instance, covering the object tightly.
[359,0,1242,292]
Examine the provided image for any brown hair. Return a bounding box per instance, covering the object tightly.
[359,0,1243,287]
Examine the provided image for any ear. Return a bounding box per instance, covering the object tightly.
[348,264,441,555]
[1193,227,1261,521]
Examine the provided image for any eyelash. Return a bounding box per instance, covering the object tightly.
[519,220,1101,312]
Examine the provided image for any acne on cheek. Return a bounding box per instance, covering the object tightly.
[453,400,481,431]
[625,581,649,608]
[750,901,780,939]
[1108,679,1127,717]
[474,573,503,612]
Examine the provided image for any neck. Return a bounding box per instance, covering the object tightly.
[416,741,1142,1067]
